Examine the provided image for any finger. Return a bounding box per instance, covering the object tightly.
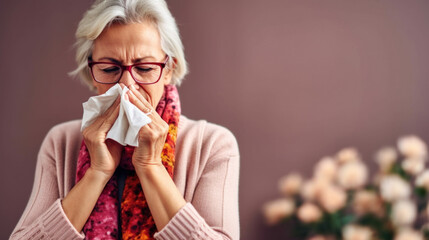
[90,96,121,129]
[99,97,121,131]
[127,89,155,116]
[140,119,168,137]
[126,86,166,124]
[128,85,153,111]
[102,96,121,117]
[103,100,120,125]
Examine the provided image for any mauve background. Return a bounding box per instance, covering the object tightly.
[1,0,429,239]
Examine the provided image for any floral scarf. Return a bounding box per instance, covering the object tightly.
[76,85,180,239]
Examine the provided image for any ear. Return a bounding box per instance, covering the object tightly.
[163,57,177,85]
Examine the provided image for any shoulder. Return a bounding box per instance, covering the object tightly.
[45,120,82,142]
[178,116,239,159]
[48,119,81,135]
[41,120,82,155]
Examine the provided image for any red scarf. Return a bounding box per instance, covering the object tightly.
[76,85,180,239]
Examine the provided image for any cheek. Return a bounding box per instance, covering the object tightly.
[94,82,114,95]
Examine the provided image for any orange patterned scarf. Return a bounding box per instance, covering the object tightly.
[76,85,180,239]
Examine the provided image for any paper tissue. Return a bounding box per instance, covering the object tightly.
[81,84,152,147]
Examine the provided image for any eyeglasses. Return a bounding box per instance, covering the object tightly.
[88,56,169,85]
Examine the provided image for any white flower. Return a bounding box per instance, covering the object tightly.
[314,177,330,194]
[391,199,417,227]
[278,173,303,196]
[375,147,397,173]
[297,202,322,223]
[301,180,318,201]
[319,185,347,213]
[262,198,295,225]
[337,161,368,189]
[301,178,332,201]
[394,228,423,240]
[337,147,360,164]
[401,158,425,175]
[398,135,427,158]
[353,190,383,216]
[380,175,411,202]
[416,170,429,190]
[314,156,338,182]
[343,224,373,240]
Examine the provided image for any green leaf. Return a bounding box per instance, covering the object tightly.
[390,162,411,180]
[356,213,394,240]
[415,187,427,198]
[423,229,429,240]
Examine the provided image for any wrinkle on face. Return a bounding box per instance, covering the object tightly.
[93,21,163,63]
[91,20,173,108]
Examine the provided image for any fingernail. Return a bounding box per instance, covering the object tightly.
[130,85,136,90]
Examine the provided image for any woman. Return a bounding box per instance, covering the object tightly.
[10,0,239,239]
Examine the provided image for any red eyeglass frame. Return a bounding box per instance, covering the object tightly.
[87,55,169,85]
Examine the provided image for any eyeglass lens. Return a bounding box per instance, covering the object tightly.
[92,63,162,84]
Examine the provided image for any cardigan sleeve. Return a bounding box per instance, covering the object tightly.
[9,124,85,240]
[154,122,240,240]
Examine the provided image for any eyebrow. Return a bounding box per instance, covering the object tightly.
[97,56,157,63]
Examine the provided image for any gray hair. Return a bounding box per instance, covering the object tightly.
[70,0,188,91]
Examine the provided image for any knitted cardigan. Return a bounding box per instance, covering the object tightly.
[10,116,240,240]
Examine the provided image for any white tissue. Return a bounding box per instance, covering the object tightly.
[81,84,152,147]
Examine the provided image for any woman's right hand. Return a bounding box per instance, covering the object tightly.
[82,96,122,178]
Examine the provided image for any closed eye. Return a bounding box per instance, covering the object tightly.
[134,66,154,73]
[101,66,120,73]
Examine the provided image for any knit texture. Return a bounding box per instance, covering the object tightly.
[10,116,240,240]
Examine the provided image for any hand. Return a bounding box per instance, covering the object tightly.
[82,96,123,178]
[126,85,169,170]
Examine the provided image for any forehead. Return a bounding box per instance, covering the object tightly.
[92,21,163,60]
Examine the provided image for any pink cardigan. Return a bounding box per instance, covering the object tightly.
[10,116,240,239]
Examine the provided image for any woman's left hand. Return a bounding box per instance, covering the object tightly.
[125,84,169,170]
[123,84,187,231]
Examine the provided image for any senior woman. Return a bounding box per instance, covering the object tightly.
[10,0,239,239]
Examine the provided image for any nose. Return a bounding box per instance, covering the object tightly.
[119,69,137,88]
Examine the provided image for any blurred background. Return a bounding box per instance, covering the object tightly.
[1,0,429,239]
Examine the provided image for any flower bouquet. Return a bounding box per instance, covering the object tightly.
[263,135,429,240]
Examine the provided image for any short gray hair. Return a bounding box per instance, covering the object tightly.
[70,0,188,91]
